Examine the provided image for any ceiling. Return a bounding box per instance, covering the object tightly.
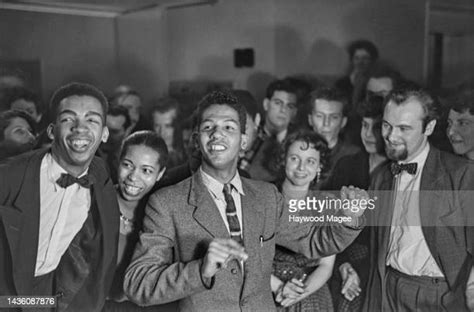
[0,0,217,17]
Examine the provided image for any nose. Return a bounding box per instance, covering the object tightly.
[72,118,88,132]
[297,159,305,171]
[210,126,224,139]
[323,115,330,127]
[128,168,138,181]
[447,123,456,137]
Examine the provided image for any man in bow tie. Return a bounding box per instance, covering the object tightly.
[364,87,474,311]
[0,82,119,311]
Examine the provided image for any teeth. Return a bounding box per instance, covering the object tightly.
[124,185,141,195]
[71,139,89,148]
[211,145,225,151]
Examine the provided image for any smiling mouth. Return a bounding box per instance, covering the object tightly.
[123,184,143,196]
[68,138,91,151]
[209,144,227,152]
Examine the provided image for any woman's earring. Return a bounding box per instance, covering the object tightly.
[316,167,321,184]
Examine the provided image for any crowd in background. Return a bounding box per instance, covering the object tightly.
[1,38,474,312]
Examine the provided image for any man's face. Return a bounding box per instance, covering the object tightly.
[308,99,347,148]
[153,109,177,150]
[198,104,247,175]
[48,95,109,173]
[361,117,384,154]
[382,98,435,161]
[447,109,474,160]
[2,116,36,155]
[352,49,372,72]
[10,99,41,122]
[106,114,127,145]
[119,94,141,125]
[263,91,297,132]
[367,77,393,98]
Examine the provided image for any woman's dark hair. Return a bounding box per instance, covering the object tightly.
[119,130,169,169]
[276,129,329,185]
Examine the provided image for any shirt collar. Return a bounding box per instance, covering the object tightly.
[45,152,89,187]
[199,166,245,200]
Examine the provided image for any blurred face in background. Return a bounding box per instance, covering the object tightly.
[367,77,393,98]
[308,99,346,149]
[352,49,372,73]
[263,91,297,133]
[118,94,141,125]
[153,109,177,151]
[118,144,165,202]
[447,109,474,160]
[285,140,321,189]
[10,99,41,122]
[361,116,384,154]
[2,116,36,155]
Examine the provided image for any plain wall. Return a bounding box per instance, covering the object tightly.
[168,0,426,101]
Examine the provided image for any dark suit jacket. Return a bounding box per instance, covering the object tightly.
[124,171,363,312]
[0,149,119,311]
[364,146,474,311]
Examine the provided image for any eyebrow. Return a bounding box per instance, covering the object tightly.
[59,109,104,119]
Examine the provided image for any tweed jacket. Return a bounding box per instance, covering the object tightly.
[124,171,363,312]
[363,146,474,311]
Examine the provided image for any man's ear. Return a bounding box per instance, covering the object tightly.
[263,98,270,112]
[240,133,249,151]
[308,114,314,128]
[341,116,348,129]
[424,119,437,136]
[156,166,166,182]
[101,126,109,143]
[47,124,55,141]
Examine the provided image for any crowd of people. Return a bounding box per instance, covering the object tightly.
[0,38,474,312]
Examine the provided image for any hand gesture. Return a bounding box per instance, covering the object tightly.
[201,238,248,279]
[339,262,361,301]
[340,185,369,218]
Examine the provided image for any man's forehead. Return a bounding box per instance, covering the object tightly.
[313,99,343,114]
[271,90,296,101]
[384,98,424,122]
[449,108,474,119]
[203,104,239,119]
[59,95,104,114]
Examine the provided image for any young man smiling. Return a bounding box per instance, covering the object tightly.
[124,90,365,311]
[0,82,119,311]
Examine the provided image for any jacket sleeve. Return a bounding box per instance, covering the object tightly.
[274,185,364,259]
[123,191,209,306]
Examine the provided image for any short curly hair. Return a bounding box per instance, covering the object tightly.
[195,90,247,134]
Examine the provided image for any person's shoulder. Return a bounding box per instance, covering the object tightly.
[0,149,43,172]
[241,177,279,196]
[151,175,192,199]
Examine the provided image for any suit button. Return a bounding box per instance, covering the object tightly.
[56,291,64,298]
[231,268,238,274]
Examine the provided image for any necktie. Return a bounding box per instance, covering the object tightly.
[223,184,244,246]
[390,162,417,176]
[56,173,92,188]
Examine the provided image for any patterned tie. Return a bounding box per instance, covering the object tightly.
[223,184,244,246]
[56,173,92,188]
[390,162,417,176]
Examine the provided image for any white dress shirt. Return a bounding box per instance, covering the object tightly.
[35,153,91,276]
[386,143,444,277]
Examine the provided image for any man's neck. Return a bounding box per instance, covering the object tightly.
[263,122,287,143]
[402,139,428,163]
[201,163,237,184]
[51,148,89,178]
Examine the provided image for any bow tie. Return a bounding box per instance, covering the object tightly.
[56,173,92,188]
[390,162,417,175]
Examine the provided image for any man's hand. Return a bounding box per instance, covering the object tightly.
[340,185,369,218]
[339,262,361,301]
[201,238,248,279]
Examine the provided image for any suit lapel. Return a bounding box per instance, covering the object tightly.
[376,167,395,274]
[8,150,46,294]
[189,172,230,239]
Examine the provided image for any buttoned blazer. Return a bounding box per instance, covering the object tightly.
[124,171,362,312]
[364,146,474,311]
[0,148,119,311]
